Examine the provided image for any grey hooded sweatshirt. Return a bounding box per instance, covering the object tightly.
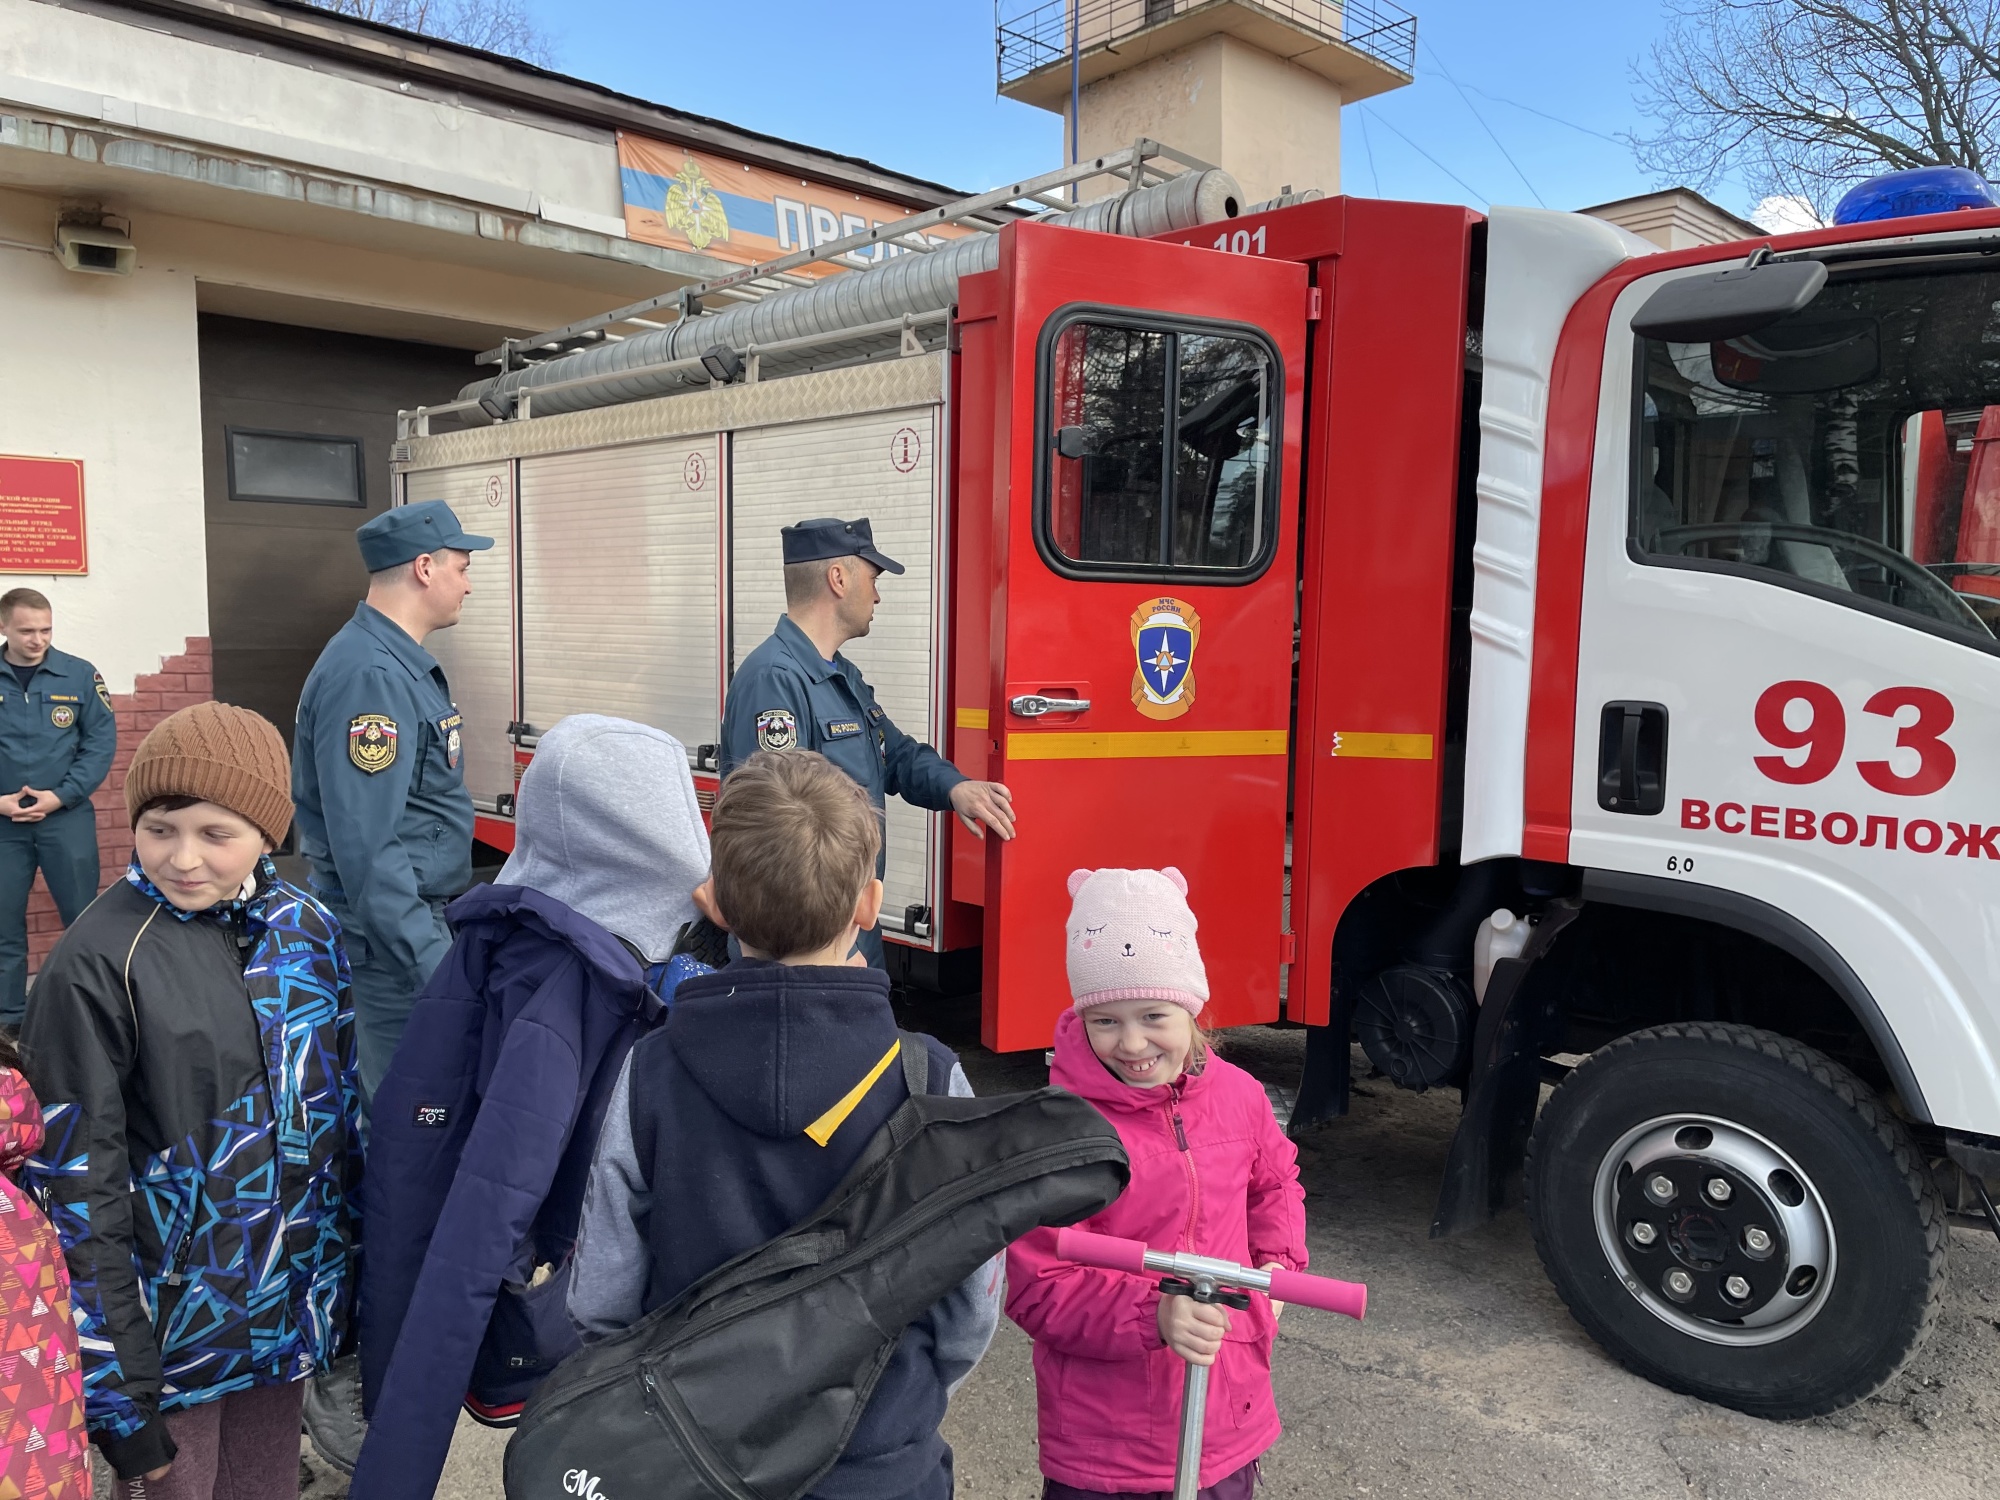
[498,714,711,961]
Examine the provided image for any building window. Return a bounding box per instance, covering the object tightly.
[226,429,365,507]
[1037,309,1279,583]
[1634,264,2000,650]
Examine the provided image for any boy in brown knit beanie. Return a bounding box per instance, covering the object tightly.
[20,702,359,1500]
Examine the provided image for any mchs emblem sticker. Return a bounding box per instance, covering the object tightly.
[756,708,798,751]
[1130,597,1200,721]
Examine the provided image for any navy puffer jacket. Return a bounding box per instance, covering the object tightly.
[353,883,666,1500]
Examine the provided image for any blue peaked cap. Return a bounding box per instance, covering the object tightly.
[357,500,495,571]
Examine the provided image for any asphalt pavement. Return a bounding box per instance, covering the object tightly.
[313,1009,2000,1500]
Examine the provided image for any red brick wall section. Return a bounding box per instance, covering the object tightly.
[24,638,213,976]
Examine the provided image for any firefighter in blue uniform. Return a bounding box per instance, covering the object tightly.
[0,588,114,1028]
[721,516,1014,968]
[293,500,492,1103]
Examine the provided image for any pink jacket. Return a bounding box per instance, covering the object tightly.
[0,1065,89,1500]
[1006,1010,1308,1491]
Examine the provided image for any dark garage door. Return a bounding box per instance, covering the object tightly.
[199,314,476,744]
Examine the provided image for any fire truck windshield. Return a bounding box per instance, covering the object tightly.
[1634,265,2000,642]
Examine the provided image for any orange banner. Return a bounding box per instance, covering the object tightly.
[617,134,968,273]
[0,455,87,575]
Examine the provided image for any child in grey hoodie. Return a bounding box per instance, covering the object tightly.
[496,713,727,989]
[346,714,720,1500]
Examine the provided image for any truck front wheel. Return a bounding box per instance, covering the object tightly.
[1525,1022,1945,1417]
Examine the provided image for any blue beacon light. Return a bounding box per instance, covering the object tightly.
[1831,166,2000,225]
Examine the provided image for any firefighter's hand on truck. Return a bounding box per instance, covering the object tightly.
[949,780,1016,840]
[1157,1292,1231,1366]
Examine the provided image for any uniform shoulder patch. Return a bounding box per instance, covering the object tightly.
[349,713,399,773]
[92,671,110,709]
[755,708,798,752]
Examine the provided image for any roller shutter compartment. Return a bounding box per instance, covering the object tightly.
[730,406,942,934]
[518,436,723,752]
[405,464,517,813]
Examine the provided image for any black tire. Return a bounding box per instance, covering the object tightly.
[1526,1022,1946,1418]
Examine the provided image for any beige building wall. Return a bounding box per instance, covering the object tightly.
[0,187,206,693]
[1581,189,1761,252]
[1067,33,1342,205]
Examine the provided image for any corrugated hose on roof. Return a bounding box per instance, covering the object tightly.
[459,168,1243,419]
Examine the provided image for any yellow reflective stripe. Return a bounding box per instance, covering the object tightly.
[1006,730,1287,760]
[1331,732,1434,760]
[804,1039,902,1147]
[955,708,989,730]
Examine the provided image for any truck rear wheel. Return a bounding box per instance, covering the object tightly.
[1525,1022,1945,1417]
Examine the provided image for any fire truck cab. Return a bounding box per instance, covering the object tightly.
[394,152,2000,1418]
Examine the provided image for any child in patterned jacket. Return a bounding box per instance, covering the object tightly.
[0,1027,89,1499]
[22,703,359,1500]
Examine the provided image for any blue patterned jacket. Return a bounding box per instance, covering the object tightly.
[19,859,360,1480]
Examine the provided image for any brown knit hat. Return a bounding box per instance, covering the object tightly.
[126,702,294,847]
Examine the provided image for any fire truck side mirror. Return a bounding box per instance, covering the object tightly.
[1054,425,1098,460]
[1630,257,1827,344]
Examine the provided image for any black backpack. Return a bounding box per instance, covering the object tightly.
[501,1071,1128,1500]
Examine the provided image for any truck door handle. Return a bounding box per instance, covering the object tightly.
[1597,701,1669,815]
[1009,694,1091,717]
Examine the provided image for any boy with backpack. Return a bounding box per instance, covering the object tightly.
[567,749,1000,1500]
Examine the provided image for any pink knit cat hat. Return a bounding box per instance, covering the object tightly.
[1064,866,1210,1017]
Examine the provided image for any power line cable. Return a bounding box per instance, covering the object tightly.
[1359,108,1382,197]
[1459,84,1626,146]
[1419,37,1545,207]
[1360,106,1490,206]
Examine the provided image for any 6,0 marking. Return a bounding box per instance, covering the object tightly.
[1666,855,1696,874]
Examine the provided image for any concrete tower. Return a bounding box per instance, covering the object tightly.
[997,1,1416,204]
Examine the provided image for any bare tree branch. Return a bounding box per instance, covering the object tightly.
[307,0,557,69]
[1630,0,2000,213]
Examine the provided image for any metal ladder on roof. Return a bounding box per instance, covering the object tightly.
[477,137,1219,374]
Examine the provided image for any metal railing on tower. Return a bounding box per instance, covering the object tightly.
[995,0,1419,91]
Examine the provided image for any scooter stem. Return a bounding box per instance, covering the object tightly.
[1053,1227,1366,1497]
[1175,1360,1209,1500]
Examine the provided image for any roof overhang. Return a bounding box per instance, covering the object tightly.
[94,0,970,209]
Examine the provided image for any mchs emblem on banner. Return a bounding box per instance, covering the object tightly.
[1130,597,1201,721]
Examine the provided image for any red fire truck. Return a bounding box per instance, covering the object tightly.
[393,145,2000,1417]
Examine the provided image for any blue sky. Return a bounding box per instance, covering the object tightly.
[514,1,1756,219]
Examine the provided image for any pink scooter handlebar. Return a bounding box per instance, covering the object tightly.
[1054,1227,1367,1321]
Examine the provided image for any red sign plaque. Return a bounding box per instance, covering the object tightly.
[0,455,87,574]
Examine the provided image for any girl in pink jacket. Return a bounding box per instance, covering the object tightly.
[1,1032,89,1499]
[1007,867,1308,1499]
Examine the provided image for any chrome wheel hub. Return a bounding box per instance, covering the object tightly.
[1592,1115,1835,1345]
